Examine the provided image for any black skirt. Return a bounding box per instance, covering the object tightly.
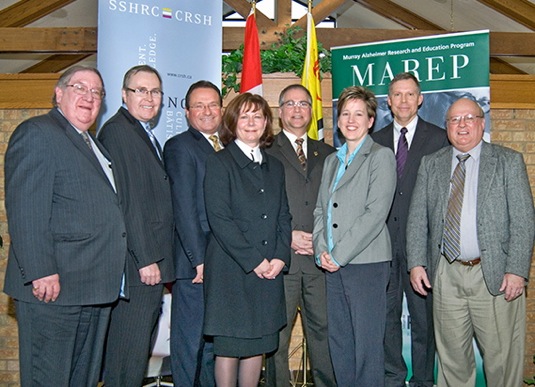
[213,332,279,357]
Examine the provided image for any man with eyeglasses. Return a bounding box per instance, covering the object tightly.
[163,80,223,386]
[264,84,336,387]
[407,97,534,386]
[371,72,449,387]
[98,65,174,387]
[4,66,128,386]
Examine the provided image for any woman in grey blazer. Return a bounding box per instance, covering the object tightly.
[203,93,292,387]
[313,86,396,386]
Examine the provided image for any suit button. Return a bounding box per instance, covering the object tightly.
[262,240,268,245]
[399,191,403,195]
[333,223,338,228]
[393,217,398,221]
[261,214,268,219]
[122,232,127,237]
[333,203,338,208]
[258,188,265,194]
[305,201,309,206]
[164,175,168,180]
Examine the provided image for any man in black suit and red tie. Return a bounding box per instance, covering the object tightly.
[4,66,127,387]
[371,72,449,387]
[98,65,175,387]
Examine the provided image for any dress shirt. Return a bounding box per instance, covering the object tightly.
[282,129,308,156]
[235,139,263,163]
[393,116,418,153]
[449,141,482,260]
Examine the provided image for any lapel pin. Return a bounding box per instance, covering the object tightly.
[314,151,319,156]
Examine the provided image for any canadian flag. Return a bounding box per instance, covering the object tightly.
[240,7,262,95]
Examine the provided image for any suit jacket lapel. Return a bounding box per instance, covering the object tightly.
[435,147,453,214]
[190,127,216,155]
[477,142,496,205]
[333,136,372,192]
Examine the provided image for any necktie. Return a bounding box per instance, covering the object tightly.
[295,138,307,170]
[81,131,93,150]
[145,124,162,159]
[442,153,470,262]
[209,134,222,152]
[396,127,408,177]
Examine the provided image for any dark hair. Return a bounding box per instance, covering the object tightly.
[337,86,377,119]
[122,65,162,90]
[388,72,421,95]
[52,66,104,107]
[185,80,222,109]
[220,93,274,148]
[278,84,312,106]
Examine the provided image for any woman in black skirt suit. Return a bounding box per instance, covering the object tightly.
[203,93,292,387]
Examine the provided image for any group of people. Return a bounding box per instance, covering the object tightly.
[3,64,534,387]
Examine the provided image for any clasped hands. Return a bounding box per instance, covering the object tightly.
[254,258,285,279]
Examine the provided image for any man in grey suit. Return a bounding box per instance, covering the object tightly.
[265,84,336,387]
[4,66,127,386]
[371,72,448,387]
[98,65,174,387]
[407,97,534,386]
[163,80,222,386]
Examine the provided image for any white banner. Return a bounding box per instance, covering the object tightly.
[97,0,222,143]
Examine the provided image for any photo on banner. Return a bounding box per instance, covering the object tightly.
[331,30,490,387]
[331,30,490,147]
[97,0,222,144]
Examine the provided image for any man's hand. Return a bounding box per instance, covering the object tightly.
[319,251,340,273]
[263,259,285,279]
[139,263,161,285]
[32,274,60,303]
[193,264,204,284]
[500,273,526,302]
[410,266,431,296]
[291,230,314,256]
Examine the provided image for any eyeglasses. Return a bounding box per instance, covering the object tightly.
[281,100,312,109]
[446,114,483,125]
[126,87,163,98]
[189,103,221,111]
[66,84,105,100]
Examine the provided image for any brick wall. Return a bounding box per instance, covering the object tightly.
[0,104,533,385]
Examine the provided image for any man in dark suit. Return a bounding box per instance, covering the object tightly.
[98,65,174,387]
[371,72,449,387]
[4,66,127,387]
[407,97,534,386]
[265,84,336,387]
[163,80,223,386]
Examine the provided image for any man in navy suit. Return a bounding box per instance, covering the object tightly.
[163,80,223,386]
[4,66,127,386]
[371,72,449,387]
[98,65,174,387]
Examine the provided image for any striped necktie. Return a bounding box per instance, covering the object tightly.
[442,153,470,262]
[209,134,222,152]
[295,138,307,170]
[396,127,408,177]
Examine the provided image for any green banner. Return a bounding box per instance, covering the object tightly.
[332,30,489,97]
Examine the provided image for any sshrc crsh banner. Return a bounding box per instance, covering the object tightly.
[97,0,222,144]
[331,30,490,148]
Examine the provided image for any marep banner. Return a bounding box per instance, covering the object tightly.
[331,30,490,147]
[332,30,490,386]
[97,0,222,143]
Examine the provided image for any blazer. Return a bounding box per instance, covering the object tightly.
[98,107,175,285]
[371,118,449,256]
[313,136,396,266]
[266,132,335,274]
[406,142,535,295]
[4,108,127,305]
[163,127,215,280]
[203,141,292,338]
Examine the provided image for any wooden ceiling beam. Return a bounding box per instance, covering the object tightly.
[353,0,442,30]
[0,0,75,27]
[21,54,93,73]
[223,0,275,28]
[293,0,346,30]
[477,0,535,30]
[1,26,534,58]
